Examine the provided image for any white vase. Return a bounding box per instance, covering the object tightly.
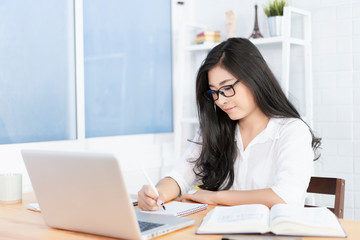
[268,16,283,37]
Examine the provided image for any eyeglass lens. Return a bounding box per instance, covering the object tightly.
[206,86,235,101]
[204,80,240,101]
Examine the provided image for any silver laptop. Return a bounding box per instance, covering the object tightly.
[22,149,194,240]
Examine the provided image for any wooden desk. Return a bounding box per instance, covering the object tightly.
[1,193,358,240]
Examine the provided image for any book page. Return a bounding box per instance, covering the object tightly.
[197,204,270,234]
[269,204,346,237]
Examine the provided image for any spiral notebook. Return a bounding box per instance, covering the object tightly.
[143,202,208,217]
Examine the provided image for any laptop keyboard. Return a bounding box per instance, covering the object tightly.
[138,221,164,232]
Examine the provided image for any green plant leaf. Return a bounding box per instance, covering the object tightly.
[263,0,288,17]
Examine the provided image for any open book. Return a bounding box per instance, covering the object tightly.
[197,204,346,237]
[142,201,208,217]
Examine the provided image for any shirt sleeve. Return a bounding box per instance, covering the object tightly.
[167,132,202,195]
[271,119,314,206]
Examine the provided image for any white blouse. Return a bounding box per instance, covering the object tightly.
[168,117,314,206]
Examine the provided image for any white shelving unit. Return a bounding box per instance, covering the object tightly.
[174,6,312,158]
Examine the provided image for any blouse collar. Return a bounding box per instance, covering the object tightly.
[235,117,283,151]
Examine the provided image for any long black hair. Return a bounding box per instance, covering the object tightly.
[193,37,321,191]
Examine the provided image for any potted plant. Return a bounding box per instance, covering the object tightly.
[263,0,288,37]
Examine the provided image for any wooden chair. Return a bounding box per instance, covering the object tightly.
[306,176,345,218]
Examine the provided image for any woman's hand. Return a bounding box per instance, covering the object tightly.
[137,185,166,211]
[179,189,218,205]
[137,177,181,210]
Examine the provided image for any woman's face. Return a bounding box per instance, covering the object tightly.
[208,65,258,121]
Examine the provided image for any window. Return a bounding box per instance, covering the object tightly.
[0,0,76,144]
[0,0,173,144]
[83,0,173,137]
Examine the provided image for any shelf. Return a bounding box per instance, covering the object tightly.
[251,37,306,46]
[185,37,306,52]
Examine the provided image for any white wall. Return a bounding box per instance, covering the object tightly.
[289,0,359,220]
[171,0,359,220]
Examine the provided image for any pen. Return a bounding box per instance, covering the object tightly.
[141,168,166,210]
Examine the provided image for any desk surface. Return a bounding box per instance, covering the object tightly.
[0,193,358,240]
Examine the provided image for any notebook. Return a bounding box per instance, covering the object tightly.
[22,149,194,240]
[143,201,208,217]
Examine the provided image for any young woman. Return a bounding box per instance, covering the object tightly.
[138,37,321,210]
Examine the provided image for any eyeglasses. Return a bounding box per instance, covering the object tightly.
[203,80,240,101]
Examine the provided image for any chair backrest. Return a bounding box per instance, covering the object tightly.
[305,176,345,218]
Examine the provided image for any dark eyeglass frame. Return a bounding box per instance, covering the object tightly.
[203,79,241,101]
